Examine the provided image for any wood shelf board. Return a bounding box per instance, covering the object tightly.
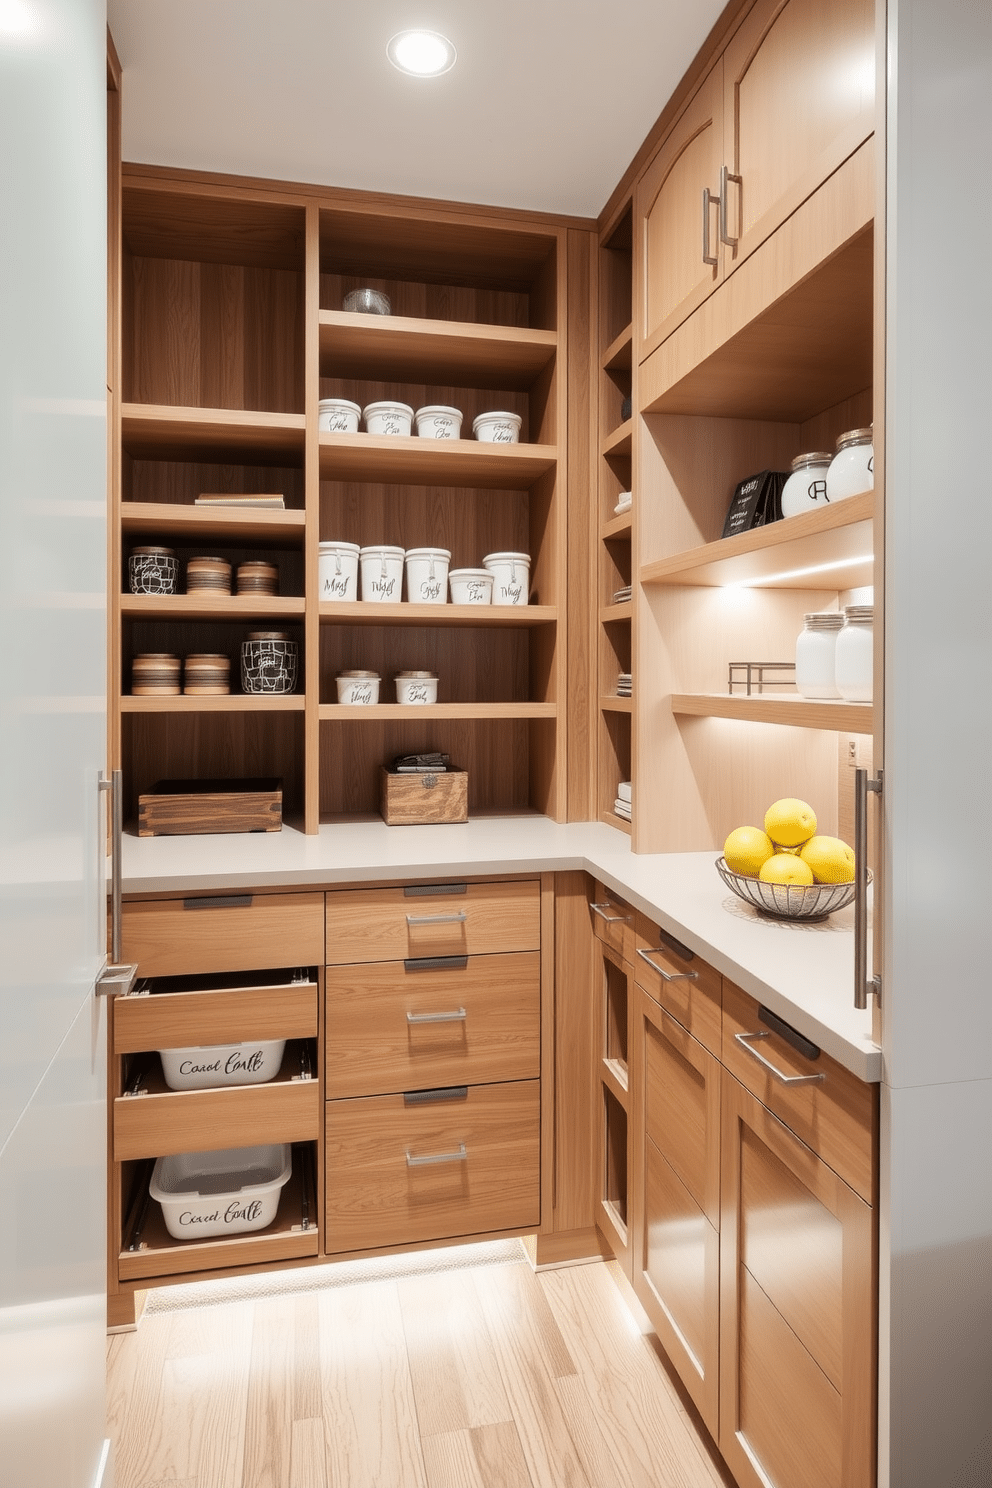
[121,502,306,544]
[121,694,306,713]
[317,432,556,489]
[318,602,556,629]
[318,311,556,388]
[122,184,306,271]
[642,229,874,422]
[602,324,633,372]
[671,693,874,733]
[318,702,557,722]
[601,511,632,540]
[122,594,306,620]
[317,209,558,293]
[601,420,633,458]
[600,696,633,714]
[122,405,306,462]
[600,1058,629,1105]
[601,811,632,835]
[641,490,874,589]
[600,603,633,624]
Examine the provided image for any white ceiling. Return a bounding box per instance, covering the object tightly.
[107,0,727,219]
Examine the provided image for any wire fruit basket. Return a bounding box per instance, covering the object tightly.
[715,855,866,921]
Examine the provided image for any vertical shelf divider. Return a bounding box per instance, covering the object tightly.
[304,203,321,834]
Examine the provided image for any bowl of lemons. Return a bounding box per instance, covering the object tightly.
[717,797,865,921]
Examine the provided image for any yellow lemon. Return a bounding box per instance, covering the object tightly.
[764,797,817,848]
[799,835,855,883]
[759,853,814,886]
[723,825,776,877]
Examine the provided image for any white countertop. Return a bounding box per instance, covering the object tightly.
[121,815,881,1082]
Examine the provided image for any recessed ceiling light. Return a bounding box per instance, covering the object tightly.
[387,29,456,77]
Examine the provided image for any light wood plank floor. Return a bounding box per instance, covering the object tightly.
[107,1254,731,1488]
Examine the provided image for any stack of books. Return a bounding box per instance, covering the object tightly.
[617,673,632,697]
[612,585,632,605]
[614,781,632,822]
[614,490,632,515]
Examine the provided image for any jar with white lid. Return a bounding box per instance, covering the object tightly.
[835,605,873,702]
[781,452,832,518]
[827,427,874,502]
[795,612,844,699]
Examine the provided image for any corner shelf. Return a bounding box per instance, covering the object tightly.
[601,696,633,714]
[602,323,633,373]
[671,693,873,733]
[318,602,556,628]
[318,702,557,722]
[317,432,555,489]
[641,490,874,590]
[601,420,633,459]
[600,603,633,624]
[603,812,632,835]
[601,511,632,540]
[318,311,556,388]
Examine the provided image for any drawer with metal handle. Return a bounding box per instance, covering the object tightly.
[325,951,540,1098]
[589,880,633,958]
[112,966,318,1056]
[324,1079,540,1254]
[122,892,324,978]
[632,911,722,1056]
[722,980,876,1203]
[324,879,540,965]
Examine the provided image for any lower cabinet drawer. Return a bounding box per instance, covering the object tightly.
[325,952,540,1098]
[113,971,318,1054]
[325,880,540,964]
[114,1043,320,1161]
[122,891,324,977]
[325,1080,540,1253]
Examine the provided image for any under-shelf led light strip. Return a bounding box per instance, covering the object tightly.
[723,554,873,590]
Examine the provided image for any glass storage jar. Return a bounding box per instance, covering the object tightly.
[795,612,844,698]
[835,605,874,702]
[827,427,874,502]
[781,452,832,518]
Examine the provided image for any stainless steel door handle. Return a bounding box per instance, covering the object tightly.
[406,1008,467,1025]
[854,766,883,1009]
[406,1144,467,1168]
[637,947,699,983]
[406,911,468,926]
[96,769,137,998]
[702,187,719,266]
[719,163,741,248]
[735,1031,824,1086]
[590,902,631,924]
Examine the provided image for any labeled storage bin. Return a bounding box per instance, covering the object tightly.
[363,401,413,436]
[319,540,360,601]
[405,547,449,603]
[318,398,361,434]
[415,404,462,439]
[483,551,530,605]
[473,411,522,444]
[159,1037,287,1091]
[150,1144,291,1240]
[360,544,404,602]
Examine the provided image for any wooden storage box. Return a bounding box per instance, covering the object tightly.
[138,777,282,837]
[379,766,467,826]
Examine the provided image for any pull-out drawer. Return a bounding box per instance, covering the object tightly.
[589,881,634,959]
[325,1079,540,1253]
[722,980,876,1203]
[325,880,540,964]
[113,969,318,1055]
[114,1042,320,1161]
[122,892,324,978]
[326,952,540,1098]
[633,911,722,1057]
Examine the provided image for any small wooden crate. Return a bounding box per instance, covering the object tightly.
[380,767,468,826]
[138,778,282,836]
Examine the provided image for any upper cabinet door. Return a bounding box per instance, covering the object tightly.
[722,0,875,273]
[637,66,725,361]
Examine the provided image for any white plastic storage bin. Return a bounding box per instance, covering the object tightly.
[150,1144,291,1240]
[158,1038,287,1091]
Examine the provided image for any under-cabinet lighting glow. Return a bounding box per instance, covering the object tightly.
[0,0,35,36]
[723,554,873,590]
[387,29,456,76]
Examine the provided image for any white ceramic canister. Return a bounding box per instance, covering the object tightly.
[827,427,874,502]
[415,405,463,440]
[359,545,405,602]
[317,398,361,434]
[318,540,360,601]
[405,547,450,604]
[780,452,833,518]
[483,550,530,606]
[336,670,380,705]
[795,612,844,699]
[448,567,494,605]
[472,410,522,444]
[363,401,413,437]
[835,605,874,702]
[394,671,439,705]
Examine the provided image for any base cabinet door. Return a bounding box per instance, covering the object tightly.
[632,987,721,1437]
[719,1071,875,1488]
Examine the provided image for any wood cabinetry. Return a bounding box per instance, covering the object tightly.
[589,888,635,1270]
[113,172,585,833]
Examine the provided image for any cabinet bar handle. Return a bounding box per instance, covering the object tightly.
[735,1031,824,1086]
[406,910,467,926]
[404,1085,468,1105]
[702,186,719,266]
[637,947,699,983]
[404,955,468,973]
[183,894,253,910]
[404,882,467,898]
[590,902,631,923]
[405,1143,467,1168]
[854,766,883,1010]
[406,1008,467,1025]
[719,163,741,248]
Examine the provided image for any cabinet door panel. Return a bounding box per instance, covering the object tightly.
[637,66,724,360]
[644,1005,720,1223]
[644,1138,720,1405]
[724,0,875,270]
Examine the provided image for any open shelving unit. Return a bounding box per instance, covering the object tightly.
[112,171,572,833]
